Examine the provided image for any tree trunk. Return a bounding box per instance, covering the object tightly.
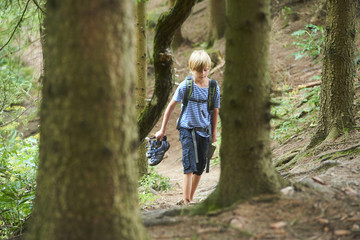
[207,0,226,47]
[168,0,184,50]
[137,0,197,141]
[136,0,148,178]
[26,1,149,240]
[309,0,356,148]
[201,0,280,209]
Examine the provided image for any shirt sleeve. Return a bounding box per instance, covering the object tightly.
[172,80,186,102]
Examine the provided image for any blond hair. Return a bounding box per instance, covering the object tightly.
[188,50,211,72]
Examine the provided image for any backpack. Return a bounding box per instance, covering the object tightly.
[176,76,218,130]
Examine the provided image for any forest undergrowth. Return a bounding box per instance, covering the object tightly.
[0,0,360,239]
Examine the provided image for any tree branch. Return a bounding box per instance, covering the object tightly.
[0,105,31,127]
[32,0,46,15]
[0,0,31,52]
[137,0,197,141]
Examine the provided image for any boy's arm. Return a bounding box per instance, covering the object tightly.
[155,99,178,140]
[211,108,219,143]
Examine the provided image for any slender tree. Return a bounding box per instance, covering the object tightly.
[26,1,149,239]
[200,0,281,210]
[136,0,148,178]
[309,0,356,147]
[137,0,197,141]
[207,0,226,47]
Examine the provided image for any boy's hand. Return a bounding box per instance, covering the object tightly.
[155,130,165,140]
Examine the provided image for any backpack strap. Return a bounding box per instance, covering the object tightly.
[183,76,194,107]
[207,79,217,113]
[176,76,193,130]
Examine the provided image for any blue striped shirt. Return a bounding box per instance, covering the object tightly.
[173,77,220,137]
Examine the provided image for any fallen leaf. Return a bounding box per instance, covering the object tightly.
[197,227,220,234]
[270,221,287,229]
[273,228,286,235]
[347,217,360,222]
[317,218,329,224]
[334,230,350,236]
[312,176,326,185]
[340,214,348,221]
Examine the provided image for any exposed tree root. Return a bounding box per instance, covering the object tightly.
[142,208,182,227]
[273,152,298,167]
[317,143,360,159]
[280,143,359,178]
[282,160,339,178]
[324,127,341,142]
[277,152,304,171]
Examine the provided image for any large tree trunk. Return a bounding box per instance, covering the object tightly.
[309,0,356,148]
[137,0,197,141]
[207,0,226,47]
[136,0,148,178]
[201,0,280,209]
[26,1,149,240]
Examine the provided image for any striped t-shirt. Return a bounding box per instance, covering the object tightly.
[173,77,220,137]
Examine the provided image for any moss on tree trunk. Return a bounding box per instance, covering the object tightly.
[309,0,356,148]
[200,0,281,210]
[26,1,149,239]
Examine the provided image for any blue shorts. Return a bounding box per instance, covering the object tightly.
[179,128,209,175]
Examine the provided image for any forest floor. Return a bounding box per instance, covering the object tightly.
[17,0,360,239]
[141,0,360,239]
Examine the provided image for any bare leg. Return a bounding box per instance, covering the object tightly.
[183,172,193,204]
[190,174,202,202]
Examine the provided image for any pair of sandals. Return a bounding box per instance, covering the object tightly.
[146,135,170,166]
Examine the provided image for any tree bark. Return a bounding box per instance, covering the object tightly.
[168,0,184,50]
[137,0,197,141]
[201,0,281,209]
[207,0,226,47]
[26,1,149,239]
[309,0,356,148]
[136,0,148,178]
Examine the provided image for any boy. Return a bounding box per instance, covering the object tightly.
[155,50,220,205]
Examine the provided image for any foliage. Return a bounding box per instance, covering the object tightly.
[0,0,44,128]
[0,57,34,128]
[291,24,325,61]
[0,128,39,239]
[0,2,44,238]
[281,6,293,18]
[271,85,321,144]
[139,167,171,192]
[0,0,45,51]
[138,167,171,206]
[281,6,296,27]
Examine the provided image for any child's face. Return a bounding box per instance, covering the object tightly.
[192,66,210,81]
